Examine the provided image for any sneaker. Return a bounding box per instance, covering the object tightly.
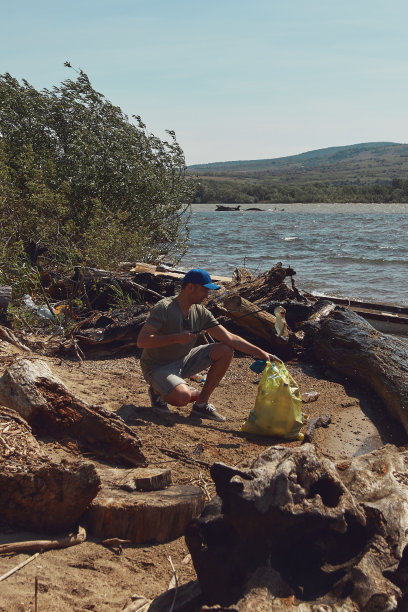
[191,402,226,422]
[148,386,170,414]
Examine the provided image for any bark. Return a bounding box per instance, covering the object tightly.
[0,359,146,466]
[0,407,100,532]
[221,294,295,358]
[185,443,408,610]
[95,466,172,492]
[64,306,149,355]
[304,305,408,435]
[85,468,205,544]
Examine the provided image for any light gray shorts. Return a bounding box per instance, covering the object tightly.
[141,344,215,397]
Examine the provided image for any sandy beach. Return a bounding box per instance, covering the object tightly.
[0,337,405,611]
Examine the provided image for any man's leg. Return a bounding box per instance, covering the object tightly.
[166,343,233,407]
[166,384,200,406]
[195,343,233,404]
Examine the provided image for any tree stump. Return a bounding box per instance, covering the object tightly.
[85,467,205,544]
[0,359,146,466]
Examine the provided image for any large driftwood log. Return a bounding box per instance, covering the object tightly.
[0,359,146,466]
[0,407,100,532]
[304,305,408,435]
[185,443,408,610]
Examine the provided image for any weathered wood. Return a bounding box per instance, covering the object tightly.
[95,467,172,492]
[85,478,206,544]
[0,359,146,466]
[70,307,149,354]
[0,525,86,554]
[221,294,294,357]
[225,263,302,304]
[0,407,100,532]
[0,286,12,312]
[148,580,203,612]
[305,306,408,435]
[0,326,31,351]
[186,444,408,610]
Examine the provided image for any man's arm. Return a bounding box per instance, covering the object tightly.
[208,324,278,362]
[137,323,195,349]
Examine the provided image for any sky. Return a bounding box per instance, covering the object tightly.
[1,0,408,165]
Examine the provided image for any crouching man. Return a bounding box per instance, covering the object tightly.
[137,268,276,422]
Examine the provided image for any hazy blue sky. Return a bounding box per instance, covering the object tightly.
[1,0,407,164]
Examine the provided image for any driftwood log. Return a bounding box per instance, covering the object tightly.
[303,304,408,435]
[220,294,295,358]
[185,443,408,610]
[0,407,100,532]
[0,525,86,554]
[65,305,149,355]
[225,263,303,304]
[0,359,146,466]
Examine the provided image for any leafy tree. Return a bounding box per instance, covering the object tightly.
[0,67,195,272]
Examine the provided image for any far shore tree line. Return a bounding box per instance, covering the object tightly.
[192,177,408,204]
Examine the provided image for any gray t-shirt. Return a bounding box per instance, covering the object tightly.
[140,296,218,370]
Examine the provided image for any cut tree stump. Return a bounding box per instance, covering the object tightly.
[303,305,408,435]
[0,359,146,466]
[85,468,205,543]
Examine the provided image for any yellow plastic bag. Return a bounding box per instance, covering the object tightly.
[241,360,304,440]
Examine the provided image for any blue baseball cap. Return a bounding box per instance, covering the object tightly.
[182,268,221,290]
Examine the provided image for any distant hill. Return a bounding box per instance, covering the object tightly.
[188,142,408,185]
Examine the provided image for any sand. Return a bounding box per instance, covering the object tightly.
[0,342,405,611]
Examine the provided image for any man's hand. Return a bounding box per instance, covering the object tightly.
[258,351,281,362]
[176,331,197,345]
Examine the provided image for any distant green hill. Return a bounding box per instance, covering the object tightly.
[188,142,408,185]
[187,143,408,204]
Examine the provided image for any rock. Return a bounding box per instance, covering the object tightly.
[0,406,100,532]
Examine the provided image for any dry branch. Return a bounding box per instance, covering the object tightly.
[0,525,86,555]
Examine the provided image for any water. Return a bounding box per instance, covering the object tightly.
[180,203,408,307]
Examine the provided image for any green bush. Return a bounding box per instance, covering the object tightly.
[0,67,195,274]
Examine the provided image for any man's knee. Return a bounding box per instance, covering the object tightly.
[166,384,191,407]
[211,343,234,362]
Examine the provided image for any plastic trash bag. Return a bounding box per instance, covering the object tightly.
[242,360,304,440]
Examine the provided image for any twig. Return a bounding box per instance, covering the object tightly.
[158,447,211,468]
[167,555,178,612]
[198,471,213,501]
[0,552,39,582]
[0,525,86,554]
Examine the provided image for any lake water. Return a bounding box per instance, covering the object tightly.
[180,203,408,307]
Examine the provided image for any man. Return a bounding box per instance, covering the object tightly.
[137,268,276,422]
